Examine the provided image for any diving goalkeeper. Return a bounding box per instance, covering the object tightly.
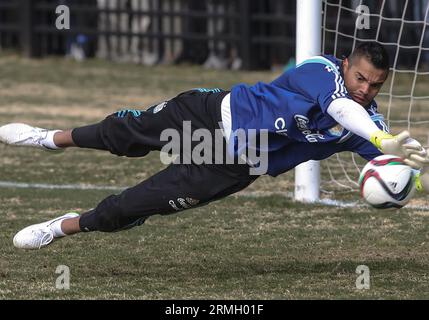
[1,42,428,249]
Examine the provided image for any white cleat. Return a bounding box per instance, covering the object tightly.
[0,123,60,151]
[13,212,79,249]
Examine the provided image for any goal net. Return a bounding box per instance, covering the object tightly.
[320,0,429,201]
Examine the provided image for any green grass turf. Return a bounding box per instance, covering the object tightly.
[1,189,428,299]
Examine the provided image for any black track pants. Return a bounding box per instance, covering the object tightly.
[71,90,257,232]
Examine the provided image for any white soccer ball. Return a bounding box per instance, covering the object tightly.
[358,155,416,209]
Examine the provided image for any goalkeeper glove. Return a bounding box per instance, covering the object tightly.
[408,148,429,193]
[370,130,427,169]
[415,166,429,193]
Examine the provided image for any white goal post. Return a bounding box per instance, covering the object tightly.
[295,0,429,203]
[294,0,322,202]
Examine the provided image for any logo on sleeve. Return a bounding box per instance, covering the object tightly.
[325,65,334,73]
[325,64,340,73]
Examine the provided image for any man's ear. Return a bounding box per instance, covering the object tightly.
[343,57,349,69]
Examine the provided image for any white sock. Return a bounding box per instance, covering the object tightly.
[42,130,63,150]
[50,219,67,238]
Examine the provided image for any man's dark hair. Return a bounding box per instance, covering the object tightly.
[348,42,390,71]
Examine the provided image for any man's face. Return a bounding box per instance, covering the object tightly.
[342,57,388,107]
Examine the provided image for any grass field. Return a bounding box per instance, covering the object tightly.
[0,54,428,299]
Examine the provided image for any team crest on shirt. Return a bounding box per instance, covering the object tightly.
[327,124,344,137]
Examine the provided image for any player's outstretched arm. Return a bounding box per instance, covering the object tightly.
[327,98,426,168]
